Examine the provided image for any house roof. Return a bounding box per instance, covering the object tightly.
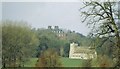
[73,46,96,54]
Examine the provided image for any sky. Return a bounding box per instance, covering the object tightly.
[2,2,91,36]
[0,2,2,20]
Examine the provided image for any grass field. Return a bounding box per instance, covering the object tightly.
[23,57,86,67]
[24,58,38,67]
[60,57,86,67]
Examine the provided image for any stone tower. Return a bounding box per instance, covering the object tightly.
[69,42,78,58]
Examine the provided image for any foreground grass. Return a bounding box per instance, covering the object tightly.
[61,57,86,67]
[24,57,86,67]
[24,58,38,67]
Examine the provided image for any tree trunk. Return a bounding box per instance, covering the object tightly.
[2,58,6,68]
[115,32,120,68]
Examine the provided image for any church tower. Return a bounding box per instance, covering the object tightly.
[69,42,78,58]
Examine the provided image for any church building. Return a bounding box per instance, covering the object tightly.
[69,42,97,59]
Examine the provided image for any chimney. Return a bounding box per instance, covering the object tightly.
[54,26,59,30]
[48,26,52,29]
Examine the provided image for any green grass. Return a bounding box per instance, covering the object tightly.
[24,57,86,67]
[24,58,38,67]
[60,57,86,67]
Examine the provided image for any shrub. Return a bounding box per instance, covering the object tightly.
[91,55,114,67]
[36,48,62,67]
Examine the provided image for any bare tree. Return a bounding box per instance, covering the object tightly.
[80,1,120,67]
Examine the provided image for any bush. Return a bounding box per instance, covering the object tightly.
[91,55,114,67]
[82,59,92,67]
[36,48,62,67]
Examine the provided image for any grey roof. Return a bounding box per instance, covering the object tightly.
[73,47,96,54]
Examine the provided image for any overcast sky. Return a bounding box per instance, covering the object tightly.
[2,2,91,36]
